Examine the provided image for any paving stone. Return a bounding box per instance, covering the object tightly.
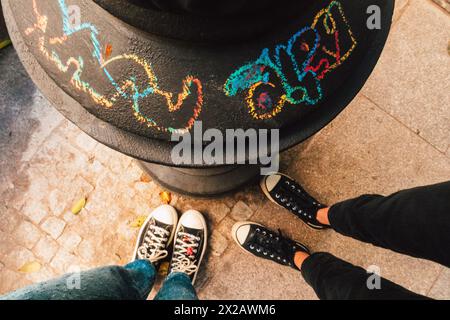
[32,132,92,185]
[117,219,138,243]
[362,0,450,153]
[91,143,117,167]
[11,165,51,212]
[108,154,131,174]
[20,201,49,225]
[428,268,450,299]
[79,203,122,239]
[0,268,32,296]
[57,230,82,252]
[94,170,117,191]
[210,231,229,257]
[41,217,66,240]
[76,240,96,263]
[230,201,254,221]
[33,236,59,263]
[76,210,107,239]
[221,184,267,213]
[432,0,450,13]
[56,175,94,216]
[74,131,98,153]
[13,221,43,250]
[62,210,78,224]
[393,0,410,22]
[2,246,35,271]
[49,248,82,274]
[0,230,15,257]
[48,189,69,217]
[28,137,66,174]
[99,233,129,265]
[122,161,146,184]
[229,185,267,212]
[0,205,21,234]
[216,216,238,241]
[18,94,65,163]
[24,265,57,284]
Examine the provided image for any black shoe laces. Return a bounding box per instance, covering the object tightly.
[275,181,323,220]
[248,228,296,265]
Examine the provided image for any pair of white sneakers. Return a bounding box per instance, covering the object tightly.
[133,205,207,284]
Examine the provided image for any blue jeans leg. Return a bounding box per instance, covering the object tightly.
[154,272,198,300]
[0,260,156,300]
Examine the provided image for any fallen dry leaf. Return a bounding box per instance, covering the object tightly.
[158,261,169,276]
[19,261,41,273]
[105,43,113,60]
[129,215,147,228]
[140,173,151,183]
[159,191,172,204]
[71,197,87,215]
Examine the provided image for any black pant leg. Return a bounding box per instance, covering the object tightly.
[329,181,450,267]
[301,253,429,300]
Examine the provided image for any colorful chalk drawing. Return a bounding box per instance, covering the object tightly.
[25,0,203,134]
[224,1,357,120]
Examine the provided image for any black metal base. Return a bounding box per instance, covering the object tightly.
[1,6,8,41]
[137,161,261,198]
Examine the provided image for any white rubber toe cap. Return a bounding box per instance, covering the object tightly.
[265,174,282,192]
[179,210,206,230]
[152,204,178,226]
[231,221,263,245]
[234,224,250,245]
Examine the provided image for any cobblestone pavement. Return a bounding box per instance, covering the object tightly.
[1,0,449,299]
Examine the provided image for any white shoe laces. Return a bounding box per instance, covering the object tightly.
[137,224,170,263]
[171,232,200,275]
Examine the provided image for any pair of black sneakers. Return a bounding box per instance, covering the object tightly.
[232,173,328,271]
[133,205,207,284]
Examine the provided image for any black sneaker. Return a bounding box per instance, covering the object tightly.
[261,173,329,230]
[232,222,310,270]
[133,205,178,264]
[169,210,207,284]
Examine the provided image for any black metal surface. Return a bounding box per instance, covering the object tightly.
[93,0,312,42]
[2,0,394,167]
[138,161,261,197]
[0,4,7,40]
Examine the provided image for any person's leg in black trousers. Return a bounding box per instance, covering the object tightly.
[328,181,450,266]
[235,176,450,299]
[301,252,430,300]
[302,181,450,299]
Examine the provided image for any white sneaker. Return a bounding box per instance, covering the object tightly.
[133,205,178,265]
[169,210,207,284]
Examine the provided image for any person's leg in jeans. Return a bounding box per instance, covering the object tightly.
[1,205,203,300]
[0,260,156,300]
[254,174,450,299]
[154,273,198,300]
[155,209,208,301]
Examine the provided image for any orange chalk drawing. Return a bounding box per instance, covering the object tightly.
[105,43,113,60]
